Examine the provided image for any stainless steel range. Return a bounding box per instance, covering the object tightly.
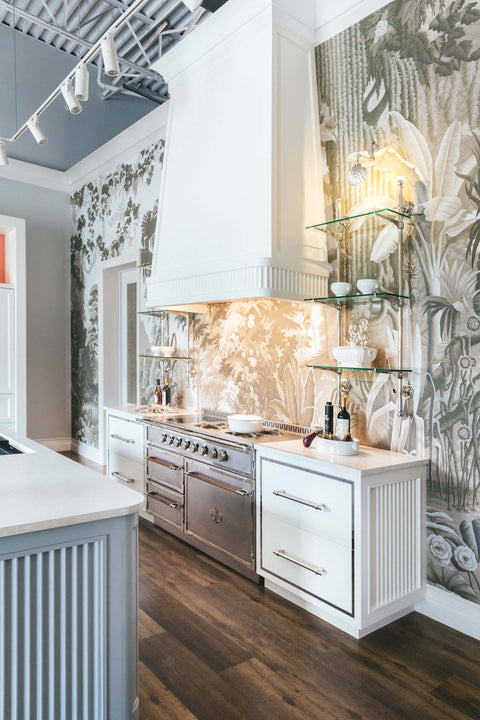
[140,412,297,582]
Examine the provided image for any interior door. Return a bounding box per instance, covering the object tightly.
[120,268,137,406]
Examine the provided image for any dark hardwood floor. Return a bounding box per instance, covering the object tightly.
[61,452,480,719]
[138,519,480,720]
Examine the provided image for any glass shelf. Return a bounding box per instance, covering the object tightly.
[306,208,412,234]
[305,291,409,305]
[306,364,412,374]
[138,309,190,318]
[138,354,192,360]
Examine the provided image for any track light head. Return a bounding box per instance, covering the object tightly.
[182,0,202,10]
[27,116,48,145]
[61,80,82,114]
[101,34,120,77]
[0,142,8,166]
[74,63,89,102]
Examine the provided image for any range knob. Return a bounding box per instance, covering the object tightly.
[182,439,190,450]
[200,445,209,456]
[191,443,199,453]
[174,437,182,447]
[161,434,167,443]
[208,447,218,459]
[167,436,174,445]
[218,450,228,462]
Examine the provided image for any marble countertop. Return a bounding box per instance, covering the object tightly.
[105,405,428,476]
[257,438,428,476]
[0,431,143,538]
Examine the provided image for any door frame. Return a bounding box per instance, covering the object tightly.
[0,214,26,435]
[98,253,137,464]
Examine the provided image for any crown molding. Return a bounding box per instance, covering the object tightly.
[0,158,67,193]
[0,101,169,195]
[314,0,389,44]
[65,101,169,192]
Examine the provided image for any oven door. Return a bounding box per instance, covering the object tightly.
[185,459,254,568]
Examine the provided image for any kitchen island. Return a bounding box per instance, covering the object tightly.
[0,431,143,720]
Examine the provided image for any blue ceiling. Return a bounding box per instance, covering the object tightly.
[0,24,158,171]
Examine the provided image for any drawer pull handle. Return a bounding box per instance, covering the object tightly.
[273,549,326,576]
[112,471,135,484]
[273,489,328,512]
[187,471,252,497]
[146,492,182,510]
[111,433,135,444]
[147,456,181,471]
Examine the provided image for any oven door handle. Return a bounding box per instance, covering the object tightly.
[187,471,252,496]
[146,491,182,510]
[147,456,182,471]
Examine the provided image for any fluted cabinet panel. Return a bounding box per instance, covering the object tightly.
[0,538,106,720]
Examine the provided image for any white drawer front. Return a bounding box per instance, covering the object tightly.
[0,394,14,423]
[260,458,352,547]
[108,416,144,462]
[261,514,353,614]
[108,452,144,499]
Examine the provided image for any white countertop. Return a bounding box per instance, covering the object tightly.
[105,405,428,476]
[257,438,428,476]
[0,431,143,538]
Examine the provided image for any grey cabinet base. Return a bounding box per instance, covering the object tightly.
[0,513,139,720]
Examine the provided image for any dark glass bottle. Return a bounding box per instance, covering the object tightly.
[337,396,350,437]
[154,379,162,405]
[162,377,171,407]
[325,401,334,437]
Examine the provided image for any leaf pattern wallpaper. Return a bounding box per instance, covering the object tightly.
[71,141,165,446]
[70,0,480,609]
[316,0,480,602]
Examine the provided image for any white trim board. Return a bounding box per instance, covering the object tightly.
[34,437,72,452]
[416,586,480,642]
[314,0,389,44]
[0,101,169,195]
[71,438,103,465]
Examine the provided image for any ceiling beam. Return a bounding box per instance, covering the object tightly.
[0,0,164,82]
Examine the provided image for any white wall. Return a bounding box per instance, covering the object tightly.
[0,178,71,442]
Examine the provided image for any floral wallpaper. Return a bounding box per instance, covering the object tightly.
[71,141,165,446]
[316,0,480,603]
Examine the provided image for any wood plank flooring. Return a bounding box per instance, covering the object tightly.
[61,452,480,719]
[138,519,480,720]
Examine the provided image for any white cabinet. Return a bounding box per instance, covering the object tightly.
[0,287,15,428]
[106,412,145,503]
[256,445,428,638]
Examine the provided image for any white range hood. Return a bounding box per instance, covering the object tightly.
[147,0,328,308]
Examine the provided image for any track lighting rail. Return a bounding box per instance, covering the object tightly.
[0,0,166,148]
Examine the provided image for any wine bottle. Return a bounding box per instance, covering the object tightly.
[336,396,350,437]
[154,379,162,405]
[162,377,171,407]
[325,401,334,437]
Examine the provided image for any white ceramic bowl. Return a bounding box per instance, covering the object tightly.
[228,414,264,433]
[357,278,378,294]
[315,435,359,456]
[332,346,377,368]
[151,345,175,357]
[330,282,352,297]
